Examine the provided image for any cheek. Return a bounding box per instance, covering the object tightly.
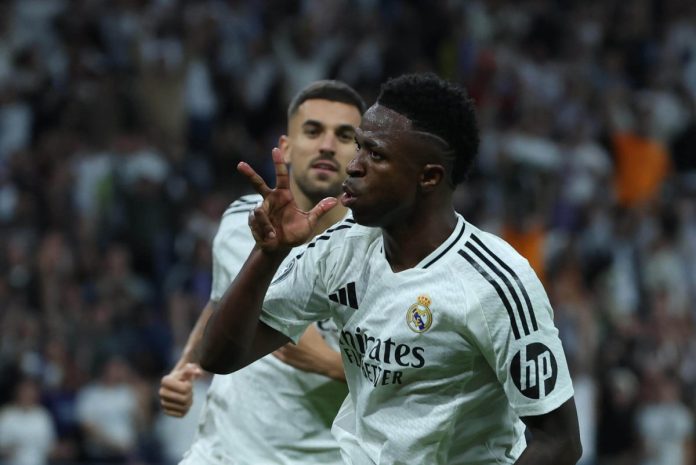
[336,144,359,167]
[289,142,318,165]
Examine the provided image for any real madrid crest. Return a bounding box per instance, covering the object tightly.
[407,295,433,333]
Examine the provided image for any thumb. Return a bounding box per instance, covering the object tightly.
[307,197,338,225]
[180,363,203,381]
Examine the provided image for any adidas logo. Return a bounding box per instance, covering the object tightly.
[329,282,359,309]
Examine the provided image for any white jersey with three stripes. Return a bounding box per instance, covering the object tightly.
[261,213,574,465]
[180,194,347,465]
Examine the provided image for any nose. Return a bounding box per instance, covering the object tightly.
[346,151,365,177]
[319,133,337,155]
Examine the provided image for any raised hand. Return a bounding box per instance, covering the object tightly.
[238,147,338,252]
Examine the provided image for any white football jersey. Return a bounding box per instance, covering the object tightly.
[181,195,347,465]
[261,214,574,465]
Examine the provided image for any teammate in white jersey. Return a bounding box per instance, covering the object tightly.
[158,80,365,464]
[200,73,582,464]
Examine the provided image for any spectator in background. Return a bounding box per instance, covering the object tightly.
[0,377,56,465]
[609,94,672,210]
[636,373,694,465]
[75,356,146,463]
[0,1,694,464]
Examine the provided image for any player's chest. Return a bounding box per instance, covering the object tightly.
[325,257,472,385]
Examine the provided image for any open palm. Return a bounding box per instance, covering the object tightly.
[238,148,337,251]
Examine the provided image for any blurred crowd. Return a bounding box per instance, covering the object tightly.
[0,0,695,464]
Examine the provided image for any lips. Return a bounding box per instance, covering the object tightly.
[311,160,339,172]
[341,182,358,206]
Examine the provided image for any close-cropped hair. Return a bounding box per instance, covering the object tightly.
[287,80,367,119]
[377,73,479,185]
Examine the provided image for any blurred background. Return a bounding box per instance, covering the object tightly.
[0,0,695,464]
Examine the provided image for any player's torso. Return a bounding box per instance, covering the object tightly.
[192,195,346,465]
[325,218,526,464]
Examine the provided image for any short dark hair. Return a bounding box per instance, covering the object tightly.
[287,80,367,120]
[377,73,479,185]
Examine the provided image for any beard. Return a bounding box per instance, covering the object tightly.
[293,170,344,204]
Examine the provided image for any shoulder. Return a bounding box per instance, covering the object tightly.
[295,215,378,261]
[453,224,542,310]
[220,194,262,223]
[214,194,262,240]
[461,227,532,273]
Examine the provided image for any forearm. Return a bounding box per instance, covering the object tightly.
[200,246,289,373]
[516,398,582,465]
[513,436,580,465]
[322,351,346,382]
[173,302,215,370]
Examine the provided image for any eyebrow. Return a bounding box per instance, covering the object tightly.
[335,124,356,133]
[354,129,376,147]
[302,121,356,133]
[302,120,324,128]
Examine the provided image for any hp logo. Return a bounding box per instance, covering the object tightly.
[511,343,558,399]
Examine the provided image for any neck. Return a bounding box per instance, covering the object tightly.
[382,203,457,273]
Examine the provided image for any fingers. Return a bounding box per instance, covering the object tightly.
[237,147,290,196]
[159,372,194,417]
[238,162,272,197]
[306,197,339,226]
[160,389,192,417]
[248,208,277,242]
[180,363,203,381]
[272,147,290,189]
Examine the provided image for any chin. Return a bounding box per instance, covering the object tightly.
[349,209,383,227]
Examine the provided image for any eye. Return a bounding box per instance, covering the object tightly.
[368,150,383,161]
[337,130,355,143]
[304,126,321,137]
[305,127,319,137]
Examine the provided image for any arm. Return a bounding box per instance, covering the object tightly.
[273,324,346,382]
[174,301,215,370]
[158,301,211,417]
[514,398,582,465]
[199,148,338,374]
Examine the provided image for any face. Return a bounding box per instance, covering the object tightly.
[282,99,362,206]
[342,104,439,227]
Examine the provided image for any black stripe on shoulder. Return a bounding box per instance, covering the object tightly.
[292,220,356,259]
[465,241,530,336]
[470,235,538,332]
[458,249,521,340]
[326,224,354,234]
[305,221,356,249]
[236,196,259,205]
[423,222,466,269]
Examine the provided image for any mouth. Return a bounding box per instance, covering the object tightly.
[341,182,358,206]
[310,160,339,173]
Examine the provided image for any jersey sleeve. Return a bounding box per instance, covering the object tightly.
[465,249,574,418]
[209,200,259,303]
[260,237,335,344]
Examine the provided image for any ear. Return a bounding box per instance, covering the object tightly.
[279,135,291,164]
[419,164,447,192]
